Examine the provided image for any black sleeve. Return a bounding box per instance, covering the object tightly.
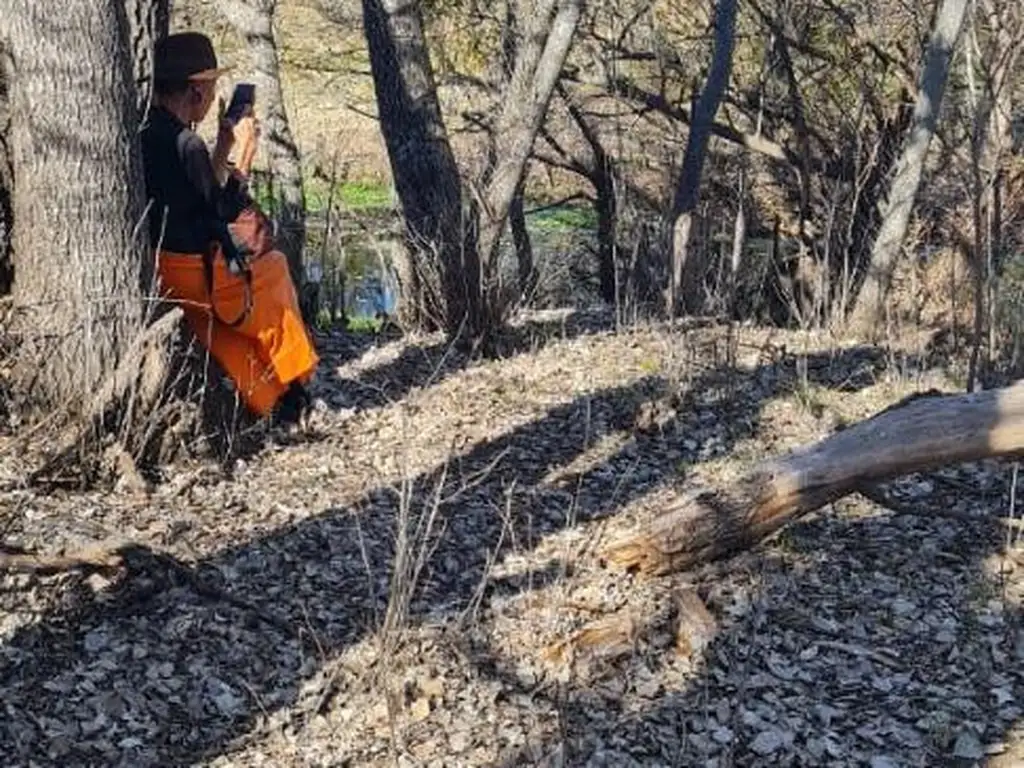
[178,132,244,261]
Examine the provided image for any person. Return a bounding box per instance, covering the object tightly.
[141,32,318,425]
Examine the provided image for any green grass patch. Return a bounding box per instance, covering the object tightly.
[529,204,596,233]
[313,311,383,333]
[346,314,384,333]
[304,180,394,213]
[339,181,394,209]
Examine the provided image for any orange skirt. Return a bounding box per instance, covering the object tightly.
[156,249,319,417]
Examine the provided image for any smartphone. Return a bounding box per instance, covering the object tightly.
[225,83,256,124]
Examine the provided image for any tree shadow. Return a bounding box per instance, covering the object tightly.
[326,307,670,411]
[0,340,955,766]
[477,492,1022,766]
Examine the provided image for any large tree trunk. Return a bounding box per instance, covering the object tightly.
[1,0,149,410]
[847,0,969,337]
[361,0,479,337]
[665,0,739,317]
[219,0,306,297]
[125,0,171,115]
[125,0,170,298]
[605,385,1024,576]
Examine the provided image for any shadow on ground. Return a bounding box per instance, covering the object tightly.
[2,336,1019,766]
[481,494,1022,766]
[325,307,675,411]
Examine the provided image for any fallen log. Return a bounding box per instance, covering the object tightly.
[605,383,1024,576]
[0,540,127,575]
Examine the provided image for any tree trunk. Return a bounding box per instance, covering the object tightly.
[125,0,170,298]
[1,0,149,410]
[553,83,620,307]
[361,0,479,337]
[595,166,618,306]
[665,0,739,317]
[0,0,169,301]
[219,0,306,295]
[124,0,171,115]
[0,62,12,296]
[605,384,1024,575]
[364,0,577,346]
[498,2,535,307]
[476,0,582,287]
[510,178,536,301]
[834,98,913,320]
[729,169,746,316]
[847,0,969,337]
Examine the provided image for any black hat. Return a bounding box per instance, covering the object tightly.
[154,32,232,82]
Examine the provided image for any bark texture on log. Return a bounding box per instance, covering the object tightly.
[605,384,1024,576]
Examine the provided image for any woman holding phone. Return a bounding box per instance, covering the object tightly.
[141,32,318,426]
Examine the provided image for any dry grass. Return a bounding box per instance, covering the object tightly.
[2,312,1022,765]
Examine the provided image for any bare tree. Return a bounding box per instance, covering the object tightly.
[363,0,580,346]
[219,0,307,294]
[362,0,477,333]
[847,0,969,337]
[961,0,1024,388]
[473,0,582,275]
[665,0,739,316]
[499,2,537,301]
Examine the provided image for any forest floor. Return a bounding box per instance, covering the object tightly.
[1,309,1023,767]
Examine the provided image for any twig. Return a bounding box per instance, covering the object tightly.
[0,539,297,637]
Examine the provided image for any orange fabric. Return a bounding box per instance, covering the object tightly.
[156,249,319,416]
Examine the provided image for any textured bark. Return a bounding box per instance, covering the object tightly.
[219,0,306,292]
[124,0,171,115]
[124,0,170,297]
[475,0,582,270]
[835,98,913,317]
[362,0,478,335]
[665,0,739,316]
[847,0,968,337]
[605,385,1024,575]
[0,0,149,410]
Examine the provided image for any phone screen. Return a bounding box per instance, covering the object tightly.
[225,83,256,123]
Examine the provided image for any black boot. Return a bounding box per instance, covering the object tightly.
[274,381,312,428]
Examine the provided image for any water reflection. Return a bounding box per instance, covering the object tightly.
[303,204,597,325]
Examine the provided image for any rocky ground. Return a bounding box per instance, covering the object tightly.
[0,309,1022,767]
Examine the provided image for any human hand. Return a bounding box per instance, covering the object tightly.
[233,110,260,177]
[232,111,259,152]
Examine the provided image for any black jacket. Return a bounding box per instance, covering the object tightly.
[140,106,245,261]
